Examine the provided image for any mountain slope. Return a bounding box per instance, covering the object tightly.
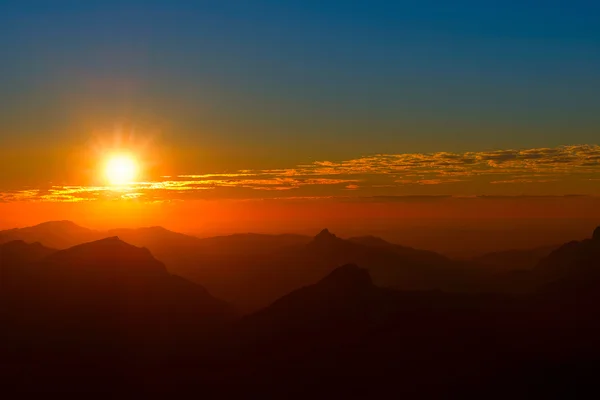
[472,245,559,271]
[0,240,56,265]
[305,229,480,291]
[160,228,483,313]
[1,237,234,365]
[348,235,452,265]
[534,226,600,291]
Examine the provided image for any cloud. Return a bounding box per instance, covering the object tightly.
[2,145,599,203]
[490,179,559,184]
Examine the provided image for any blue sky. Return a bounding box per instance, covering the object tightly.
[1,0,599,191]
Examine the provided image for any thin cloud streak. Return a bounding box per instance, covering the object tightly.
[2,145,599,202]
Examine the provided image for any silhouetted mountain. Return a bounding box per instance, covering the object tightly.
[472,244,559,271]
[39,237,232,318]
[348,234,453,265]
[228,265,545,398]
[1,237,234,371]
[156,228,485,312]
[307,228,482,290]
[0,241,57,291]
[43,236,166,276]
[0,240,56,265]
[0,220,102,249]
[196,232,312,255]
[108,226,201,249]
[534,226,600,291]
[0,222,519,313]
[109,226,311,256]
[240,264,391,336]
[243,263,509,336]
[319,262,373,289]
[4,227,600,396]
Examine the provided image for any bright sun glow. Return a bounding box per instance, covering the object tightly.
[104,155,138,185]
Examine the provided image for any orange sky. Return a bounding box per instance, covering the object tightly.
[1,130,599,236]
[1,131,599,202]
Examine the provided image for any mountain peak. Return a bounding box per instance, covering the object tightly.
[32,220,84,230]
[44,237,166,278]
[97,235,122,242]
[0,240,56,263]
[319,263,373,291]
[593,226,600,241]
[348,235,391,247]
[313,228,339,242]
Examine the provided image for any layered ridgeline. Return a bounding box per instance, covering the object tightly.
[230,227,600,396]
[2,226,600,395]
[2,221,599,313]
[0,222,481,312]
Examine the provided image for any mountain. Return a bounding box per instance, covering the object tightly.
[5,228,600,396]
[109,227,311,255]
[0,222,497,313]
[196,232,312,255]
[0,241,57,291]
[472,244,559,271]
[348,235,452,265]
[0,221,102,249]
[157,228,484,313]
[0,222,517,313]
[241,264,389,334]
[229,264,532,397]
[1,237,234,367]
[534,226,600,291]
[243,263,510,337]
[36,237,232,317]
[107,226,202,249]
[305,229,481,291]
[0,240,56,265]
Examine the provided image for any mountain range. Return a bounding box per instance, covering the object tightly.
[2,223,600,395]
[0,220,584,312]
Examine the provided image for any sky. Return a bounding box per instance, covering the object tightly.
[0,1,599,231]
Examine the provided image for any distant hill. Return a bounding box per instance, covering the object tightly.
[109,226,311,257]
[107,226,202,249]
[0,221,102,249]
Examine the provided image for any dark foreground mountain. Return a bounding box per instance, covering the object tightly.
[0,240,56,265]
[1,237,234,377]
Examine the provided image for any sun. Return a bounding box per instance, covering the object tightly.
[104,154,138,185]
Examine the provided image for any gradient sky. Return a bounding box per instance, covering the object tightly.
[1,1,599,229]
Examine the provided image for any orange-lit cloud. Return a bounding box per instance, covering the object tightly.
[2,144,599,202]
